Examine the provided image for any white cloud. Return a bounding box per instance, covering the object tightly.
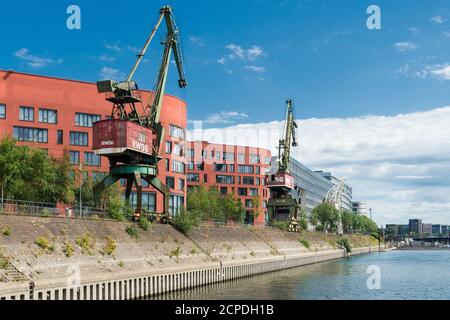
[225,44,266,61]
[394,42,417,52]
[13,48,62,68]
[430,16,447,24]
[428,64,450,80]
[188,106,450,225]
[104,42,140,53]
[100,67,124,80]
[189,36,205,47]
[99,55,115,62]
[217,58,226,65]
[245,65,266,73]
[192,111,249,125]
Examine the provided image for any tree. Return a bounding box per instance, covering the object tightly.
[340,210,354,233]
[311,203,340,233]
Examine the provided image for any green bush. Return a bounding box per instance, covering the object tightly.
[35,236,55,253]
[336,237,352,253]
[299,238,310,249]
[172,209,198,235]
[138,218,150,231]
[75,234,96,255]
[2,226,11,236]
[126,225,139,239]
[169,246,181,260]
[41,209,51,217]
[102,236,116,256]
[63,242,74,257]
[272,221,289,232]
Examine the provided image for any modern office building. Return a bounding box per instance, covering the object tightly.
[185,141,271,225]
[442,225,449,235]
[432,224,442,236]
[0,70,187,214]
[269,156,333,218]
[352,201,369,216]
[422,223,433,236]
[386,224,410,237]
[409,219,423,236]
[315,171,353,212]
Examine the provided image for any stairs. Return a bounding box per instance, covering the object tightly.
[0,254,27,283]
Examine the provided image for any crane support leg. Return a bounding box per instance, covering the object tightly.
[94,174,120,208]
[143,175,171,223]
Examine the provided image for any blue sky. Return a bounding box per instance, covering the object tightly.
[2,1,450,225]
[2,0,449,123]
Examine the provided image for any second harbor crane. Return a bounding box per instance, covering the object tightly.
[265,99,301,232]
[92,6,187,222]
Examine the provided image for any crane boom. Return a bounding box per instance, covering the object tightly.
[278,99,298,173]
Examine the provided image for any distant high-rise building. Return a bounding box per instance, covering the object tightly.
[422,224,433,236]
[409,219,423,236]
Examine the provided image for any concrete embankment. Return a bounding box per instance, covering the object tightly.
[0,215,381,300]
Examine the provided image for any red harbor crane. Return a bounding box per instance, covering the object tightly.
[92,6,187,221]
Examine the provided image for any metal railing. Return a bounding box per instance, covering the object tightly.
[0,199,107,220]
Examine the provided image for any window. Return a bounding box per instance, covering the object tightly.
[165,141,172,154]
[130,192,156,212]
[245,199,254,208]
[216,175,235,184]
[242,176,255,185]
[187,149,194,158]
[250,154,260,164]
[70,132,88,146]
[187,173,199,182]
[173,144,183,157]
[238,153,245,163]
[249,188,259,196]
[172,160,185,174]
[201,150,207,159]
[220,187,228,195]
[75,113,101,127]
[196,162,204,171]
[19,107,34,121]
[0,104,5,119]
[178,179,185,191]
[238,165,254,174]
[229,164,235,173]
[256,177,261,186]
[57,130,63,145]
[204,174,208,183]
[264,157,271,165]
[84,152,101,167]
[166,177,175,189]
[223,152,234,162]
[39,109,57,124]
[238,188,248,196]
[169,195,184,215]
[13,127,48,143]
[187,161,195,170]
[70,151,80,165]
[169,125,185,140]
[214,164,227,172]
[256,166,261,174]
[165,159,170,171]
[216,152,221,161]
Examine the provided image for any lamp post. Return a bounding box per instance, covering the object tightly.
[79,163,83,218]
[369,208,372,220]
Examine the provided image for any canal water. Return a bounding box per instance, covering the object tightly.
[153,250,450,300]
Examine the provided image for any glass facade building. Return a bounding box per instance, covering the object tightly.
[315,171,353,212]
[270,156,333,218]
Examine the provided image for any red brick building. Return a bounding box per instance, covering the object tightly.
[185,141,271,226]
[0,70,187,214]
[0,70,272,224]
